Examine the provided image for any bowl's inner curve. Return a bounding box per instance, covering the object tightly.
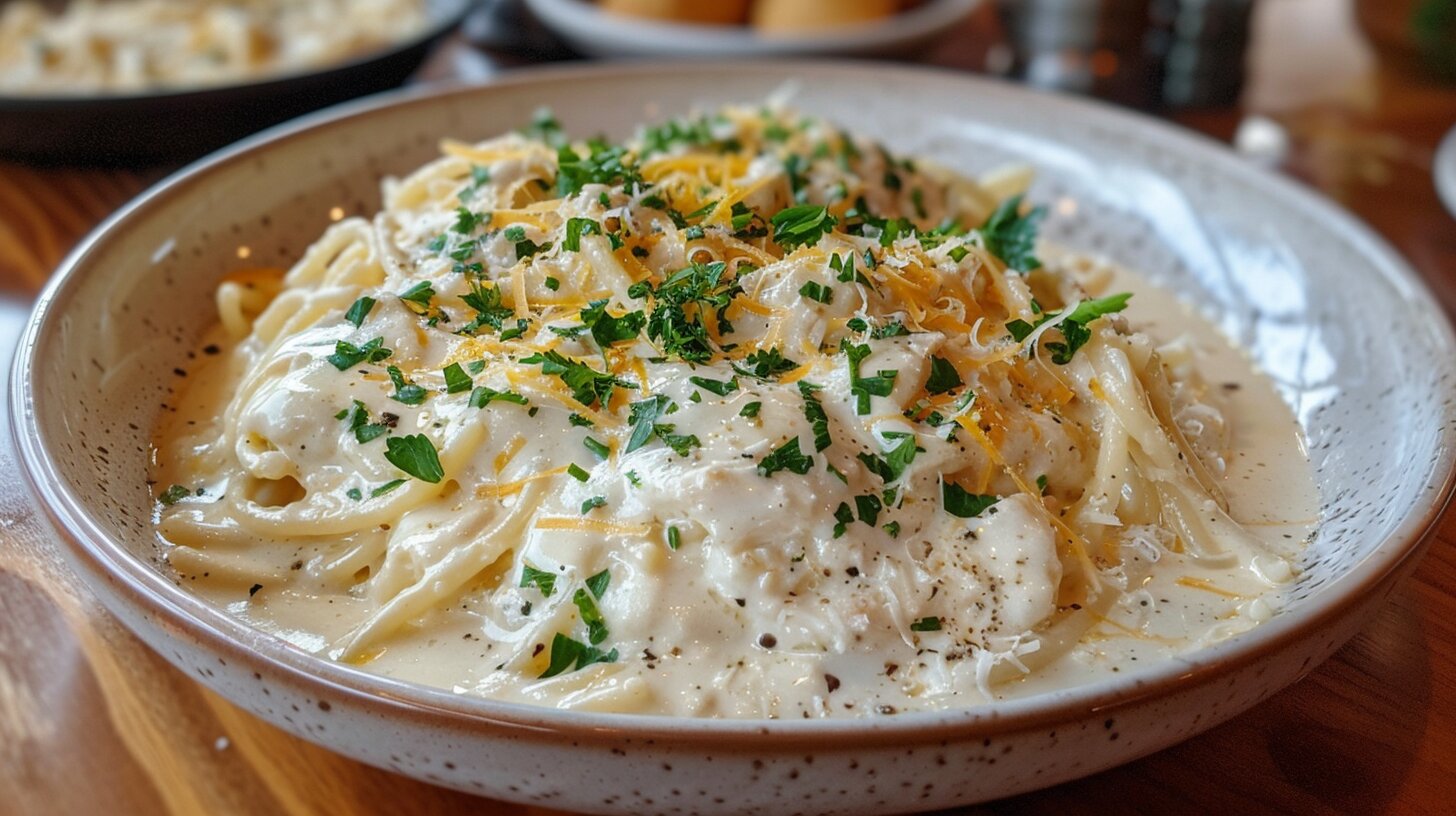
[30,67,1453,701]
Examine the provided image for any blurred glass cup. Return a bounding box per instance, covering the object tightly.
[993,0,1255,109]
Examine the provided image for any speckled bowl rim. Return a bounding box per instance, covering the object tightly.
[13,61,1456,748]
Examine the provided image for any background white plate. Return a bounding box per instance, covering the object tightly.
[523,0,981,58]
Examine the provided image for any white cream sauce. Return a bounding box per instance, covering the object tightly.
[155,265,1316,717]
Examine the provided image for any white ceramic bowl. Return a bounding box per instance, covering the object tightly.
[13,62,1456,815]
[523,0,980,59]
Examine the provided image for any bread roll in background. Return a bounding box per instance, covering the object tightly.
[751,0,900,33]
[599,0,750,25]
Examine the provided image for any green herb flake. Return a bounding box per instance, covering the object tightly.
[327,336,391,370]
[563,217,600,252]
[980,195,1046,272]
[442,362,473,394]
[386,366,428,406]
[757,437,813,477]
[739,401,762,418]
[567,463,590,482]
[520,349,636,408]
[583,436,610,460]
[925,356,963,395]
[942,481,999,518]
[798,280,833,304]
[666,525,681,551]
[470,386,528,409]
[910,616,942,632]
[581,495,607,514]
[770,204,837,250]
[344,296,376,328]
[689,375,739,397]
[159,484,191,506]
[383,434,444,483]
[573,587,609,644]
[798,381,831,452]
[371,478,406,497]
[539,632,618,678]
[832,502,855,538]
[346,487,363,501]
[520,564,557,597]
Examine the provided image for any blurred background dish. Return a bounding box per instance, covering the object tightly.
[520,0,979,58]
[1437,124,1456,218]
[0,0,473,166]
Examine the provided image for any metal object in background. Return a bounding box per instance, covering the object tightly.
[993,0,1254,109]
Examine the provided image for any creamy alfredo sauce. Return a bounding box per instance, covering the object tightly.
[151,109,1317,718]
[154,266,1315,716]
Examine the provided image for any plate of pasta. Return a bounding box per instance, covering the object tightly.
[13,62,1456,813]
[0,0,471,164]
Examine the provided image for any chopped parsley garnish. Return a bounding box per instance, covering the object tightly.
[942,482,998,518]
[563,217,600,252]
[580,299,645,347]
[583,436,610,460]
[346,487,363,501]
[342,399,388,443]
[635,261,742,363]
[459,165,491,201]
[625,470,642,487]
[739,401,762,418]
[567,463,590,482]
[925,356,963,395]
[520,564,557,597]
[770,204,837,250]
[459,280,516,336]
[581,495,607,513]
[442,362,472,394]
[386,366,428,405]
[832,502,855,538]
[910,616,942,632]
[689,375,739,397]
[452,207,488,235]
[159,484,191,506]
[397,281,435,316]
[544,276,560,291]
[539,632,617,678]
[469,386,528,409]
[573,588,609,645]
[1006,293,1132,364]
[654,425,701,457]
[586,568,611,598]
[858,433,919,483]
[842,341,898,414]
[327,337,391,370]
[798,381,831,452]
[798,280,833,304]
[883,520,901,537]
[854,494,882,526]
[948,244,970,263]
[383,434,444,483]
[625,394,671,453]
[568,413,594,428]
[757,437,813,477]
[666,525,681,550]
[344,296,376,328]
[520,349,636,408]
[980,194,1045,272]
[371,479,406,497]
[556,140,640,197]
[1037,474,1050,495]
[734,347,798,380]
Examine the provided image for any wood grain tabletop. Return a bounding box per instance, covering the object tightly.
[3,4,1455,815]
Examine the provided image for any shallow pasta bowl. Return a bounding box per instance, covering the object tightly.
[12,62,1456,814]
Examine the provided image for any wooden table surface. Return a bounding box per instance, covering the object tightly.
[4,5,1456,815]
